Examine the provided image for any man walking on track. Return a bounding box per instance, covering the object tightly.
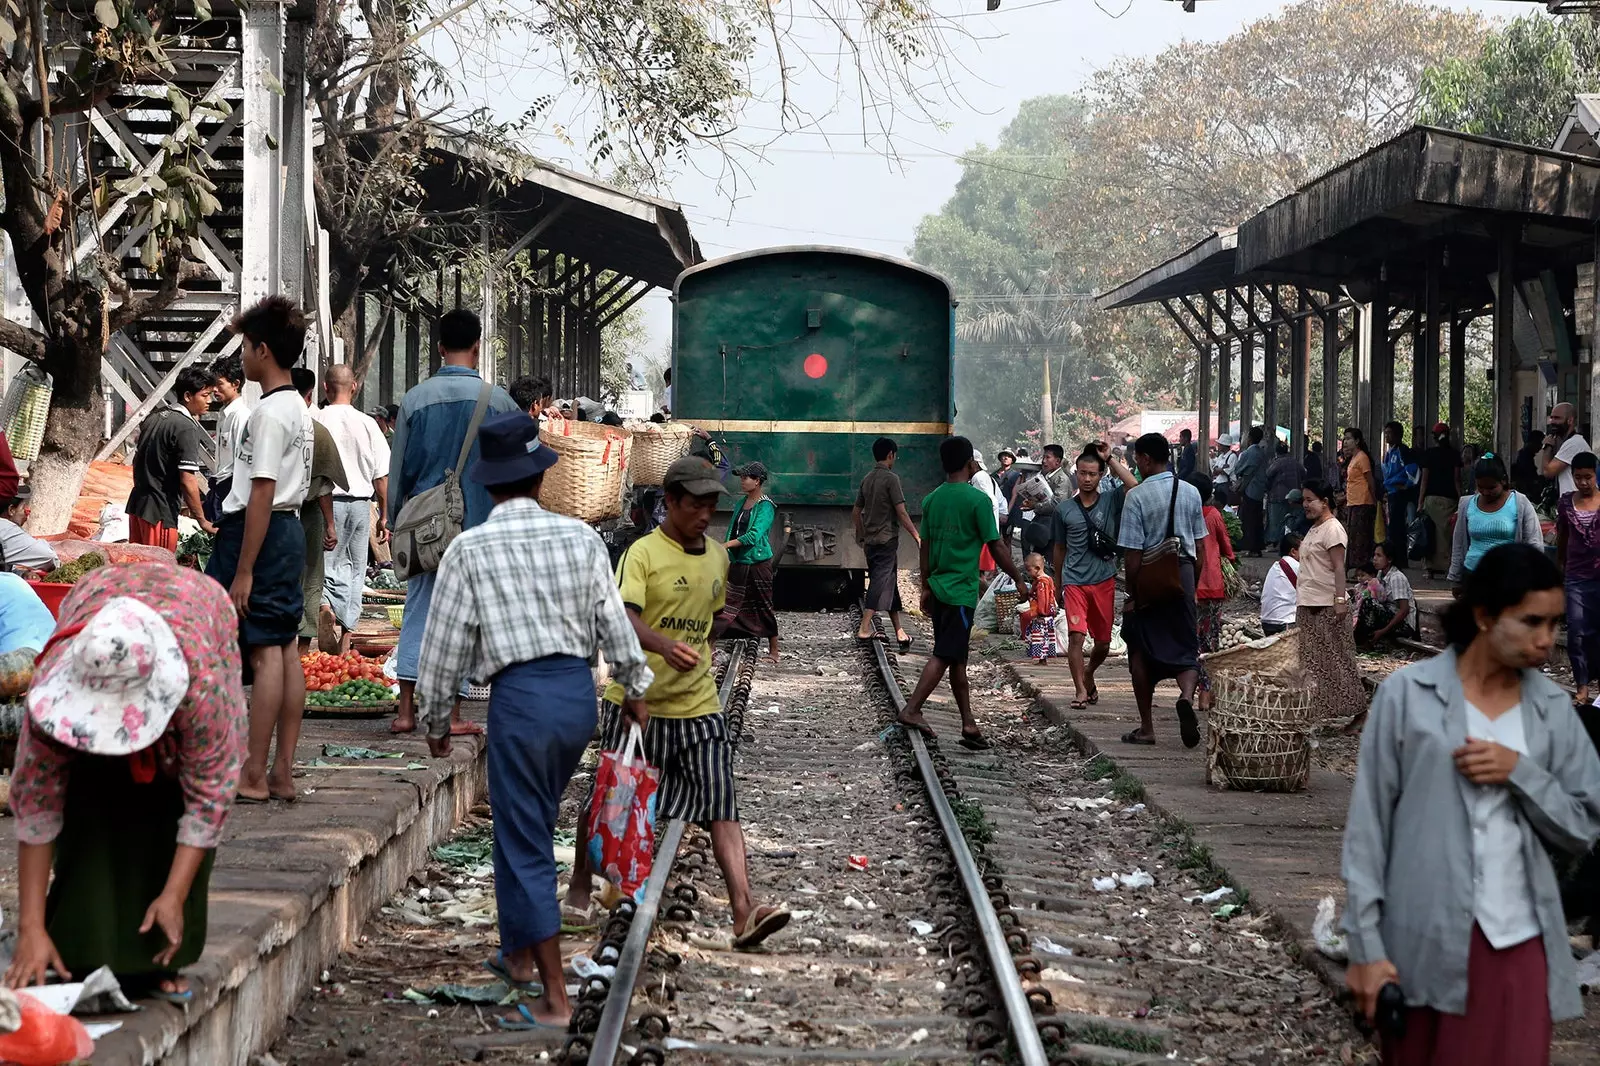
[854,437,920,647]
[127,365,219,549]
[564,456,790,950]
[1118,432,1208,749]
[419,412,655,1030]
[896,436,1030,750]
[204,296,314,802]
[1051,442,1136,710]
[315,364,390,653]
[388,309,519,736]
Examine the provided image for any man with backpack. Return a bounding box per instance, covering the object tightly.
[387,310,519,735]
[1051,443,1136,710]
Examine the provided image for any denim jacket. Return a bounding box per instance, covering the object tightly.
[1341,649,1600,1020]
[388,366,520,529]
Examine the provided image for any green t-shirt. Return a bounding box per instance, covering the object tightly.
[919,481,1000,609]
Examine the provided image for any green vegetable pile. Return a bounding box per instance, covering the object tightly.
[305,679,395,706]
[45,552,107,585]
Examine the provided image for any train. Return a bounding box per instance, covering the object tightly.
[673,247,955,584]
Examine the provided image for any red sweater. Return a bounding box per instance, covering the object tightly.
[1196,506,1235,601]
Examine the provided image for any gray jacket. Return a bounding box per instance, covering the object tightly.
[1341,649,1600,1020]
[1447,491,1543,584]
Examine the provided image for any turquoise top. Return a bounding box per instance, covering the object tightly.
[727,497,776,564]
[1463,493,1517,573]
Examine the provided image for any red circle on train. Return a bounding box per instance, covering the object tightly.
[803,353,827,379]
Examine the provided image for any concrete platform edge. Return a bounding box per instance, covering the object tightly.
[122,747,488,1066]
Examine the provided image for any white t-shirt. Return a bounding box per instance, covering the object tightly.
[313,404,391,499]
[1260,556,1299,625]
[1556,434,1593,496]
[213,395,251,480]
[221,385,313,515]
[1463,701,1540,949]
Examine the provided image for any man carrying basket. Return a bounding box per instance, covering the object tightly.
[564,456,791,950]
[418,412,654,1031]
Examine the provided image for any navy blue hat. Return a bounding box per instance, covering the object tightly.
[469,412,559,485]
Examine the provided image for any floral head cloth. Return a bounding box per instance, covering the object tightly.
[28,596,188,756]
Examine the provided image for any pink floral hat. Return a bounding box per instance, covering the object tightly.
[28,597,188,756]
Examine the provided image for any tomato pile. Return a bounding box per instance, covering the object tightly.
[301,651,389,692]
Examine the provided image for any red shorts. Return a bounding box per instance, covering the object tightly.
[979,544,995,571]
[1063,578,1115,644]
[127,514,179,552]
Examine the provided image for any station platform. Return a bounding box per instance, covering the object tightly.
[29,708,487,1066]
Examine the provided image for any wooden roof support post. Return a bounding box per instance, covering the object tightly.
[1449,310,1468,443]
[1420,247,1443,442]
[1494,227,1519,459]
[1198,302,1213,451]
[1239,292,1257,432]
[1290,290,1310,461]
[1369,279,1393,440]
[1591,227,1600,448]
[1217,294,1234,440]
[1322,307,1341,455]
[1263,291,1280,438]
[1354,295,1375,441]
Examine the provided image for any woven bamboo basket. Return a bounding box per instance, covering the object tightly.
[628,422,695,486]
[994,591,1019,634]
[1205,670,1314,792]
[1201,629,1302,678]
[539,420,630,522]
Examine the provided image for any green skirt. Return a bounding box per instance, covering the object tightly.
[45,756,214,982]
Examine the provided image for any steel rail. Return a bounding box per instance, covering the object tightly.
[584,639,750,1066]
[866,629,1050,1066]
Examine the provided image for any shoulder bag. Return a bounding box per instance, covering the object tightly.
[1076,495,1118,561]
[1132,473,1185,606]
[390,382,494,582]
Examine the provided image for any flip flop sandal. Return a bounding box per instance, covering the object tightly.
[149,985,194,1005]
[897,637,912,652]
[234,793,269,805]
[1085,685,1099,705]
[483,953,544,994]
[1069,698,1089,710]
[1120,729,1155,746]
[496,1003,563,1031]
[560,904,597,929]
[733,905,791,950]
[958,733,992,751]
[1176,699,1201,750]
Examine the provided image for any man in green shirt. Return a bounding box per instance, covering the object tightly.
[899,436,1030,749]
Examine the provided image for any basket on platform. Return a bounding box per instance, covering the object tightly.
[1200,629,1302,678]
[539,420,630,522]
[994,591,1019,634]
[1205,668,1314,793]
[627,422,695,486]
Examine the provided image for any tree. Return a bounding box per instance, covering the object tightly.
[1418,12,1600,148]
[1033,0,1485,448]
[1,0,230,528]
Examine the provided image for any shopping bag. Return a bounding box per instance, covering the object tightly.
[585,723,659,903]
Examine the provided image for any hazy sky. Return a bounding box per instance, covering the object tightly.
[452,0,1528,361]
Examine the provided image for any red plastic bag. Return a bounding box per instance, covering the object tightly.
[0,993,95,1065]
[585,724,659,902]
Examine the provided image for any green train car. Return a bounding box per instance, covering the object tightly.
[673,246,955,573]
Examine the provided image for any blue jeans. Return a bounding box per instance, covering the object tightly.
[323,499,371,631]
[1568,578,1600,689]
[396,570,436,682]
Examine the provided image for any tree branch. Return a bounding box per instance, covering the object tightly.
[0,317,47,364]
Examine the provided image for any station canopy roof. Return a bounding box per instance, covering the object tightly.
[406,126,702,289]
[1099,126,1600,312]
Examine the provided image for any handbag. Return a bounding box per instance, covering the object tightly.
[1076,496,1118,560]
[1132,473,1185,606]
[585,723,660,903]
[389,382,493,581]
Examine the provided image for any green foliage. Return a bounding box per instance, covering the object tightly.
[1418,13,1600,148]
[949,795,995,849]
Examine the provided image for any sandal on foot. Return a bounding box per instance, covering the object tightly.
[1069,698,1088,710]
[897,636,912,652]
[483,953,544,994]
[496,1003,563,1031]
[1120,730,1155,746]
[235,792,269,805]
[1085,684,1099,705]
[733,904,791,950]
[958,732,992,751]
[1176,699,1200,749]
[560,903,596,928]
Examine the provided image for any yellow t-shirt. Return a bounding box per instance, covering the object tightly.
[1346,452,1375,506]
[603,528,728,719]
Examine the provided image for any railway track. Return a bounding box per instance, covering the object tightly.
[558,610,1187,1066]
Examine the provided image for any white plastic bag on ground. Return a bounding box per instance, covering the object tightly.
[973,581,1000,632]
[94,502,128,543]
[1313,895,1348,961]
[1576,950,1600,993]
[1052,611,1070,656]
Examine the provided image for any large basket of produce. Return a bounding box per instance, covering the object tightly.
[1205,670,1314,793]
[627,422,694,486]
[28,551,108,617]
[304,680,398,718]
[1201,629,1301,678]
[539,420,629,522]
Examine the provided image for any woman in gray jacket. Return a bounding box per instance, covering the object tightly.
[1447,454,1544,589]
[1342,542,1600,1064]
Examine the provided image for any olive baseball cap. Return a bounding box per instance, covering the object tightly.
[663,457,729,496]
